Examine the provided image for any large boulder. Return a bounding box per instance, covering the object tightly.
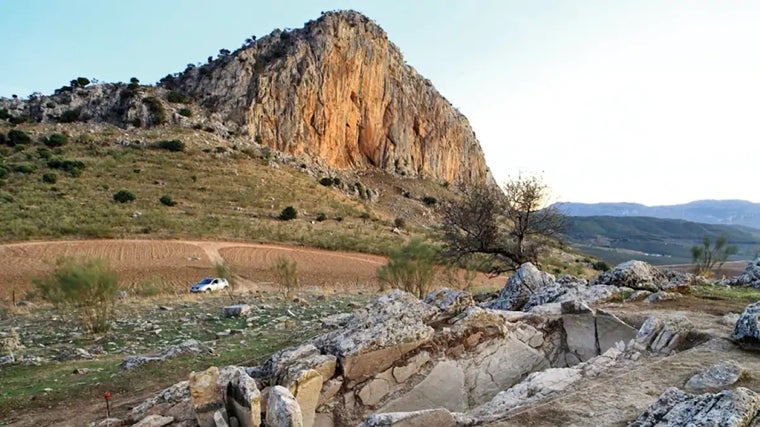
[313,290,437,383]
[258,343,336,387]
[629,387,760,427]
[591,260,667,291]
[486,263,556,311]
[266,386,303,427]
[732,301,760,346]
[728,258,760,288]
[684,360,746,393]
[423,288,474,319]
[189,367,227,427]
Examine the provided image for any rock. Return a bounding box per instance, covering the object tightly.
[287,370,323,427]
[391,351,430,383]
[592,260,667,291]
[723,312,741,326]
[360,408,456,427]
[685,360,746,393]
[266,385,303,427]
[224,305,252,318]
[314,291,437,383]
[262,343,336,387]
[423,288,474,318]
[130,381,191,420]
[97,418,123,426]
[320,313,352,328]
[380,360,467,413]
[486,263,556,311]
[633,316,693,354]
[131,415,174,427]
[358,368,397,407]
[0,355,14,366]
[225,367,261,427]
[625,290,653,302]
[189,367,227,427]
[727,257,760,288]
[733,301,760,346]
[121,339,208,370]
[318,377,343,406]
[213,411,229,427]
[644,291,680,303]
[629,387,760,427]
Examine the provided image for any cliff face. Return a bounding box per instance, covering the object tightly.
[166,11,493,185]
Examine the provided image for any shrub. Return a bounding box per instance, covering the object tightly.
[47,158,85,177]
[9,115,28,125]
[36,147,51,159]
[11,163,35,174]
[279,206,297,221]
[42,172,57,184]
[156,139,185,152]
[0,166,8,179]
[422,196,438,206]
[0,109,9,120]
[43,133,69,147]
[377,238,438,298]
[167,91,191,103]
[272,256,298,296]
[73,77,90,87]
[315,212,327,222]
[142,97,166,124]
[319,177,334,187]
[33,256,118,332]
[113,190,136,203]
[159,195,177,206]
[59,109,81,123]
[131,118,142,128]
[7,129,31,145]
[592,260,612,272]
[394,217,406,229]
[178,107,192,117]
[127,77,140,91]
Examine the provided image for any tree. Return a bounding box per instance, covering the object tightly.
[691,235,738,276]
[441,175,565,274]
[377,238,438,298]
[279,206,297,221]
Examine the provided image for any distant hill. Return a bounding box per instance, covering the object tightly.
[555,200,760,229]
[564,215,760,266]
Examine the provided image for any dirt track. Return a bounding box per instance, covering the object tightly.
[0,239,391,300]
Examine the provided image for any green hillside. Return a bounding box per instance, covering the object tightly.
[565,215,760,265]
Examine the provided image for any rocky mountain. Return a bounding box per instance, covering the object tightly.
[0,10,493,187]
[556,199,760,229]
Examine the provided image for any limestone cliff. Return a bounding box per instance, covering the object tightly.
[164,10,493,186]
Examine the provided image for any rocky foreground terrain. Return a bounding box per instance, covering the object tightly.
[102,258,760,427]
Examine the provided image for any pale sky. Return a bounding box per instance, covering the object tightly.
[1,1,758,205]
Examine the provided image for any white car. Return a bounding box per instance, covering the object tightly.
[190,277,229,293]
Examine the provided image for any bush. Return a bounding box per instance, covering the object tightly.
[592,260,612,272]
[159,195,177,206]
[42,172,57,184]
[131,118,142,128]
[7,129,31,145]
[394,217,406,229]
[167,91,191,103]
[0,166,8,180]
[422,196,438,206]
[36,147,51,159]
[315,212,327,222]
[11,163,35,174]
[9,115,28,125]
[156,139,185,152]
[113,190,136,203]
[0,109,9,120]
[43,133,69,147]
[59,109,81,123]
[33,257,118,332]
[47,158,85,177]
[377,238,438,298]
[178,107,192,117]
[319,177,334,187]
[272,256,298,296]
[142,97,166,125]
[279,206,297,221]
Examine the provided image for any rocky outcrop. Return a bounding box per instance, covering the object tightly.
[727,258,760,288]
[486,263,556,311]
[592,260,668,291]
[121,339,210,370]
[732,301,760,346]
[629,387,760,427]
[163,10,493,185]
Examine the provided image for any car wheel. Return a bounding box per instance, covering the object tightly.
[205,288,212,293]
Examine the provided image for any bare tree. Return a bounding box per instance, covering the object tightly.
[441,175,565,274]
[691,235,738,276]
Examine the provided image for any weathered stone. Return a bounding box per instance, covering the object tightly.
[595,312,637,354]
[592,260,667,291]
[629,387,760,427]
[320,313,352,328]
[644,291,680,303]
[486,263,556,311]
[317,377,343,406]
[223,304,252,318]
[131,415,174,427]
[633,315,693,354]
[381,360,467,413]
[121,339,208,370]
[625,290,653,302]
[264,343,337,387]
[189,367,227,427]
[562,313,598,363]
[267,386,303,427]
[358,368,396,406]
[288,370,323,427]
[226,367,261,427]
[360,408,456,427]
[726,257,760,288]
[314,291,437,383]
[733,301,760,346]
[314,413,334,427]
[424,288,474,318]
[391,352,430,383]
[214,410,229,427]
[130,381,191,420]
[685,360,746,393]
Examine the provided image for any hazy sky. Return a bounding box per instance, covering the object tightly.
[2,1,758,205]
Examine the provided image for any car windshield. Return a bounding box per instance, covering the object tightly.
[198,278,214,285]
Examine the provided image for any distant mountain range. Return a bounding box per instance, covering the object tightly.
[555,200,760,229]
